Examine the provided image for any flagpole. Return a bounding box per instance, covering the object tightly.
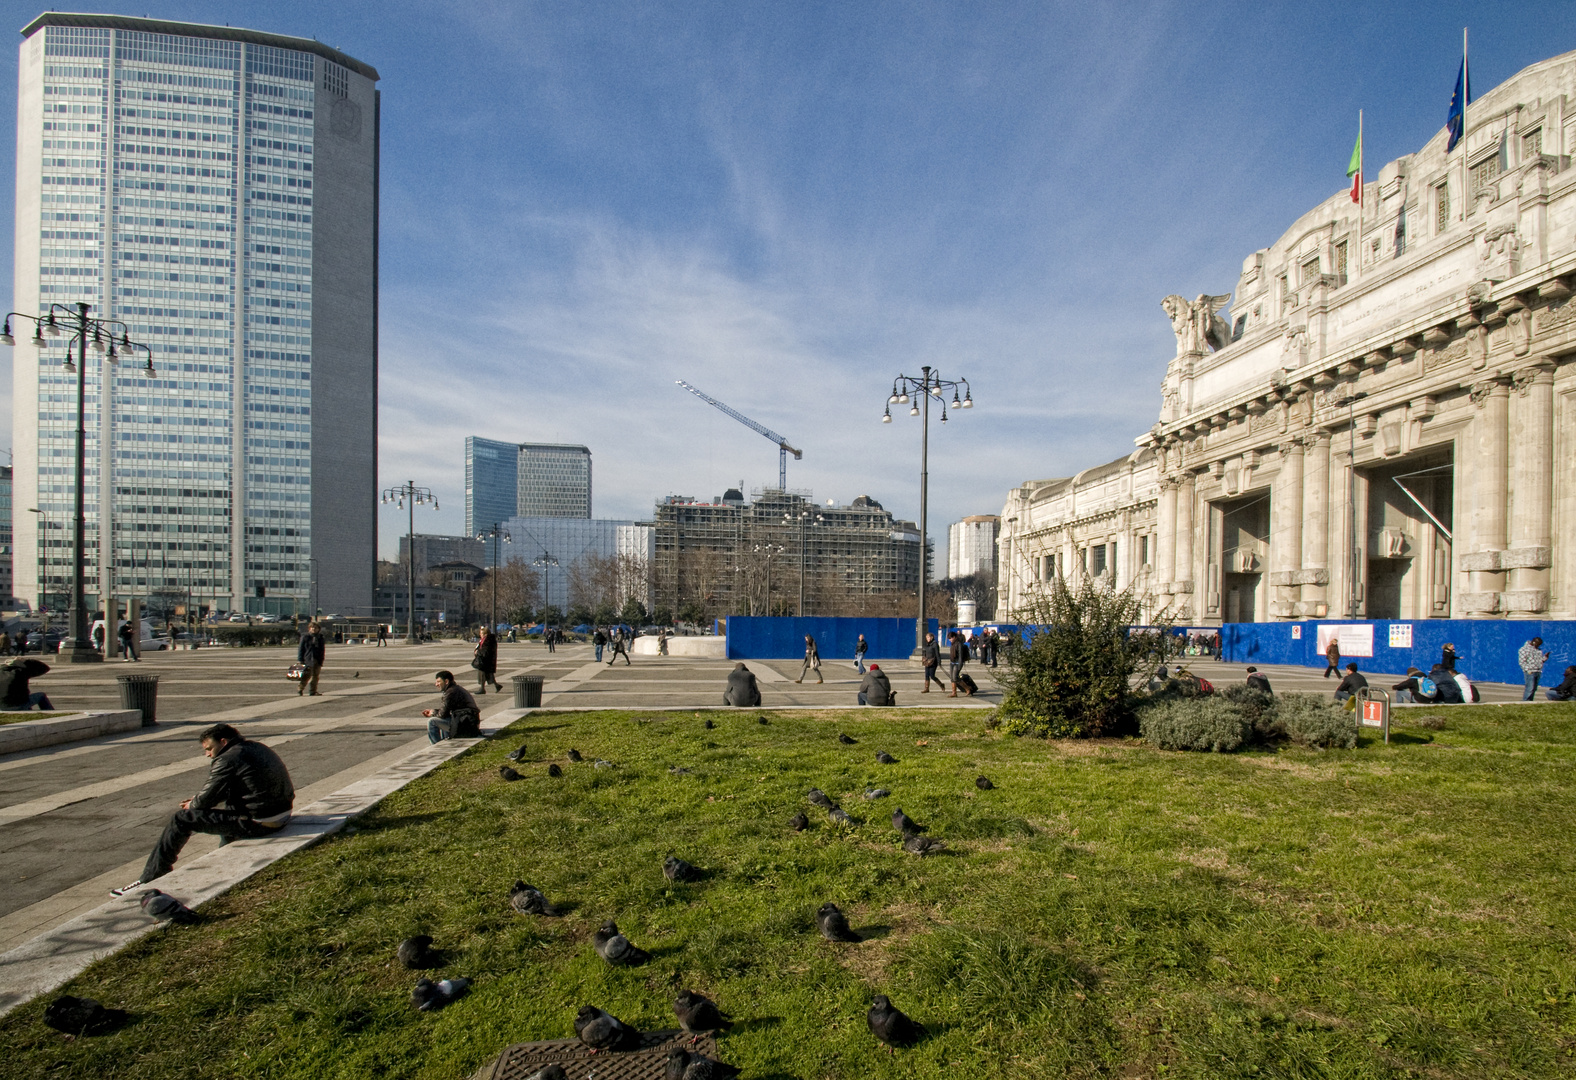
[1356,109,1363,274]
[1461,27,1468,222]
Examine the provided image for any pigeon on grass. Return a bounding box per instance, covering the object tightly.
[567,749,583,762]
[594,759,616,769]
[816,902,861,942]
[806,788,833,810]
[396,935,442,969]
[411,977,470,1012]
[673,988,733,1037]
[837,733,857,744]
[506,743,529,762]
[863,788,889,800]
[139,889,199,924]
[547,763,563,777]
[868,994,924,1048]
[757,715,769,725]
[663,855,702,882]
[903,834,947,856]
[666,1046,741,1079]
[891,808,923,835]
[594,920,650,966]
[43,995,127,1036]
[976,776,995,790]
[788,811,809,832]
[875,751,897,764]
[499,765,523,781]
[828,807,852,825]
[704,718,716,730]
[509,881,561,916]
[574,1004,639,1051]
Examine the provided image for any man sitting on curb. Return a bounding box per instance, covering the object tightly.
[112,723,294,896]
[423,670,481,743]
[724,662,761,707]
[0,657,54,710]
[1334,662,1368,703]
[1244,666,1273,696]
[1545,664,1576,701]
[858,663,894,706]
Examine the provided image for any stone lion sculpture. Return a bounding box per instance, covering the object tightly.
[1162,293,1233,354]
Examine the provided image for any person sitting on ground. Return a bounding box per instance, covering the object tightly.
[112,722,294,896]
[1429,661,1465,704]
[1244,666,1273,696]
[1334,662,1368,703]
[1146,665,1171,694]
[422,670,481,743]
[1,657,54,711]
[1545,664,1576,701]
[723,662,761,707]
[1391,666,1436,704]
[858,663,893,706]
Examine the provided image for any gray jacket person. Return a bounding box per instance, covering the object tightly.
[858,664,893,706]
[724,663,761,706]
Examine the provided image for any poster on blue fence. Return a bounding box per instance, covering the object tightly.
[1316,623,1374,658]
[1389,623,1413,649]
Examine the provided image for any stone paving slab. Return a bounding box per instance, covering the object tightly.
[0,710,144,754]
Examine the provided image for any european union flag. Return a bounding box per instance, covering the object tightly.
[1446,58,1471,152]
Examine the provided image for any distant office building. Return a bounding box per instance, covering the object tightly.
[465,436,519,537]
[518,443,591,518]
[948,515,999,579]
[399,533,486,572]
[9,14,379,619]
[0,466,12,606]
[505,515,652,614]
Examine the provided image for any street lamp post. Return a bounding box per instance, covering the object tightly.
[5,304,154,662]
[1333,391,1369,618]
[752,543,784,616]
[783,508,823,616]
[882,365,974,654]
[532,552,559,622]
[477,524,512,631]
[381,481,438,643]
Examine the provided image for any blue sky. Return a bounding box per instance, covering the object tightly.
[0,2,1568,562]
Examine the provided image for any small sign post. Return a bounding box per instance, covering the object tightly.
[1357,687,1390,744]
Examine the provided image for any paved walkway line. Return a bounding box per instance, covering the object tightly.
[0,704,530,1016]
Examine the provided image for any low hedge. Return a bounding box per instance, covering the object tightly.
[1137,691,1357,753]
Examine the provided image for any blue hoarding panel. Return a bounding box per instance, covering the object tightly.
[726,617,940,660]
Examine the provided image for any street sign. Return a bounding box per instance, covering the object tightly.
[1357,688,1390,744]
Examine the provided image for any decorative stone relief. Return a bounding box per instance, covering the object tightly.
[1162,293,1232,355]
[1507,309,1533,356]
[1512,363,1554,396]
[1535,296,1573,330]
[1468,379,1506,408]
[1465,323,1489,368]
[1423,339,1468,370]
[1479,223,1522,280]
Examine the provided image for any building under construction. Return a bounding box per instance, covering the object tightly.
[653,488,923,620]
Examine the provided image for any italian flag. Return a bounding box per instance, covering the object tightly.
[1347,121,1362,204]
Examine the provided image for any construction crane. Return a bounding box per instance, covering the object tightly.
[676,380,803,491]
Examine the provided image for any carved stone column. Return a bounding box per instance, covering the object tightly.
[1155,478,1177,611]
[1299,432,1332,616]
[1269,439,1304,619]
[1505,363,1556,616]
[1460,378,1511,616]
[1173,472,1195,618]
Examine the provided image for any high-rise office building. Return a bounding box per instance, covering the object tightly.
[9,14,379,617]
[518,443,591,518]
[465,436,519,537]
[948,515,999,579]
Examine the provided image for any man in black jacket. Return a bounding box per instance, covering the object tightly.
[1,657,55,710]
[297,622,326,696]
[113,723,294,895]
[423,670,481,742]
[723,662,761,706]
[920,632,945,693]
[1333,662,1367,702]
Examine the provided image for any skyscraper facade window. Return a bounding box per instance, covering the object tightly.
[9,15,379,617]
[518,443,591,518]
[465,436,519,537]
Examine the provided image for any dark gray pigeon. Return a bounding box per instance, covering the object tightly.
[816,901,861,942]
[757,715,769,725]
[594,920,650,966]
[838,733,857,744]
[666,1046,689,1080]
[397,934,442,969]
[526,1065,571,1080]
[43,995,127,1036]
[704,718,715,729]
[673,988,732,1036]
[668,1047,741,1080]
[509,881,560,916]
[863,788,890,800]
[567,749,583,762]
[903,834,946,856]
[789,811,809,831]
[663,855,702,882]
[574,1004,638,1051]
[506,743,530,761]
[828,807,852,825]
[975,775,994,790]
[876,751,897,764]
[139,888,198,924]
[891,808,923,835]
[868,993,923,1047]
[499,765,523,781]
[411,977,470,1012]
[806,788,833,809]
[547,763,563,777]
[594,759,615,769]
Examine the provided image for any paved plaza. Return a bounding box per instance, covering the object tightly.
[0,638,1531,960]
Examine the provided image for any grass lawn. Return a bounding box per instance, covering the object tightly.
[0,711,64,726]
[5,704,1575,1079]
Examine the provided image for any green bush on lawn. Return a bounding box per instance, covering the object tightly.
[1138,690,1357,753]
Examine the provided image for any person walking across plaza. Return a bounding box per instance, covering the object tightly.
[795,633,822,683]
[473,625,502,694]
[118,619,137,662]
[422,670,481,742]
[854,633,869,674]
[376,623,388,646]
[1322,636,1340,678]
[608,628,631,666]
[1440,642,1460,672]
[112,723,294,896]
[296,621,326,696]
[948,631,969,697]
[920,631,946,693]
[1519,636,1551,701]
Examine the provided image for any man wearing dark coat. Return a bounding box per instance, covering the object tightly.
[858,664,893,706]
[724,663,762,706]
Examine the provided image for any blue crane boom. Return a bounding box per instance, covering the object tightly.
[675,380,803,491]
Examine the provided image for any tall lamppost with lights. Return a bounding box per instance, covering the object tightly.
[783,508,823,616]
[882,365,974,654]
[4,303,154,662]
[532,551,559,623]
[753,542,784,616]
[381,481,437,643]
[477,524,511,630]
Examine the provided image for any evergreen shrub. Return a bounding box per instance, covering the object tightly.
[1275,693,1359,749]
[1138,696,1253,752]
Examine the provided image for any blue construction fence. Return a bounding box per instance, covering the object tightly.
[725,617,939,660]
[1214,619,1575,687]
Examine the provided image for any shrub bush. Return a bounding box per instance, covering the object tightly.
[1217,683,1278,741]
[1273,693,1358,749]
[1138,696,1253,752]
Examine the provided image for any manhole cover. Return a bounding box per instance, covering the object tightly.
[475,1028,721,1080]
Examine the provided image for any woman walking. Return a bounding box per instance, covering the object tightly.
[795,634,822,684]
[473,625,501,694]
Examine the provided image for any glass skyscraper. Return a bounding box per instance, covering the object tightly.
[10,15,379,617]
[465,436,520,537]
[467,438,593,534]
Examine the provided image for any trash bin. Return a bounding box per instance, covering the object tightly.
[513,674,544,708]
[116,673,161,726]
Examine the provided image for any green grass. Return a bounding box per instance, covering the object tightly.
[0,711,65,726]
[6,705,1576,1079]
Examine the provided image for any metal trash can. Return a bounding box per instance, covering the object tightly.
[513,674,544,708]
[116,673,161,726]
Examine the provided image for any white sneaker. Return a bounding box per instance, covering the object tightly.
[110,880,144,897]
